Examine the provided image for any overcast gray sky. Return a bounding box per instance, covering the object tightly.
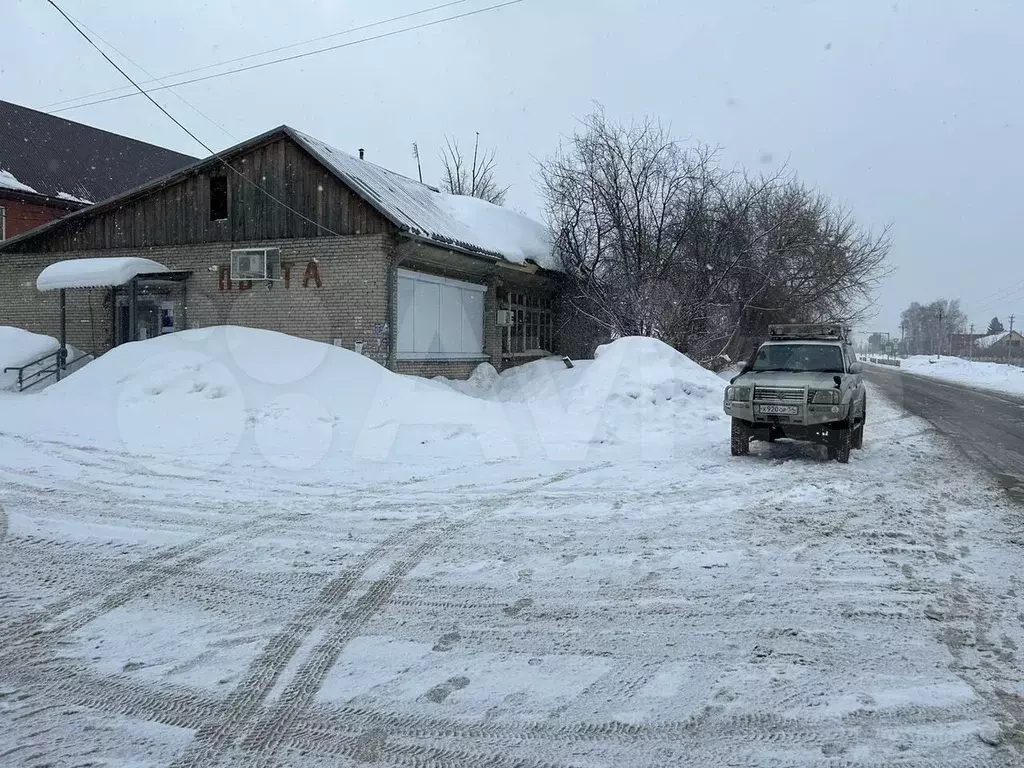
[4,0,1022,335]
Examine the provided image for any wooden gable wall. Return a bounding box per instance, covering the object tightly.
[5,136,391,253]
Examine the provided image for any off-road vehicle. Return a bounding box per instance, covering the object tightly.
[724,324,866,463]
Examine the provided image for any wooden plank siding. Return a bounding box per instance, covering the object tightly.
[4,136,390,253]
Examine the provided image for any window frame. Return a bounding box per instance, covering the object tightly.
[396,269,488,361]
[0,205,6,241]
[503,291,554,356]
[209,175,228,221]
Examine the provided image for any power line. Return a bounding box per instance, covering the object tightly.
[44,0,340,237]
[61,9,237,142]
[50,0,525,114]
[974,280,1024,314]
[44,0,473,111]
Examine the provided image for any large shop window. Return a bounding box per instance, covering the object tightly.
[397,270,486,360]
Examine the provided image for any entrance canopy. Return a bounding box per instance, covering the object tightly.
[37,257,169,291]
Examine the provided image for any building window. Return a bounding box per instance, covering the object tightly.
[0,206,6,241]
[504,292,553,355]
[209,176,228,221]
[397,269,486,360]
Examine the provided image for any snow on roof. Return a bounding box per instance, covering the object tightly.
[56,191,93,205]
[37,257,169,291]
[0,168,37,194]
[290,130,559,271]
[975,331,1016,349]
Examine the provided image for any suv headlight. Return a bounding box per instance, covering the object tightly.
[809,389,840,405]
[728,386,751,402]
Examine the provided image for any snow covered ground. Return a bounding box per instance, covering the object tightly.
[1,328,1022,767]
[898,355,1024,396]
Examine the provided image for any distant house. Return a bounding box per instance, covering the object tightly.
[950,333,986,356]
[974,330,1024,358]
[0,125,561,380]
[0,100,197,241]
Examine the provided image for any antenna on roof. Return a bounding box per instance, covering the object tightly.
[358,148,365,160]
[412,142,423,183]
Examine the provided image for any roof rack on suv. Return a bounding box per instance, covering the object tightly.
[768,323,850,341]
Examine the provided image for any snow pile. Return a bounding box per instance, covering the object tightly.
[37,257,169,291]
[1,327,60,390]
[0,168,37,194]
[2,327,519,472]
[0,329,727,471]
[902,355,1024,396]
[441,337,728,457]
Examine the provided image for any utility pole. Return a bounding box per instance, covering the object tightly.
[969,323,975,360]
[900,320,906,357]
[936,308,945,357]
[1009,315,1016,363]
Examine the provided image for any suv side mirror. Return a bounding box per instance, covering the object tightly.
[848,362,863,374]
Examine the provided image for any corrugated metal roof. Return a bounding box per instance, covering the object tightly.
[290,129,558,271]
[0,100,198,204]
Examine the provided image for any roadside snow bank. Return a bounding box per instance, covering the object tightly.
[0,329,727,471]
[438,337,728,457]
[901,355,1024,396]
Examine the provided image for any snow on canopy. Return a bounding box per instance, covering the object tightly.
[37,257,169,291]
[291,130,559,272]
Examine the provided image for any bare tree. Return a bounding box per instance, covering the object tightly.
[540,106,892,366]
[439,133,509,205]
[901,299,967,355]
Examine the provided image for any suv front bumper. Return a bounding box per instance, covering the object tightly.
[724,399,849,427]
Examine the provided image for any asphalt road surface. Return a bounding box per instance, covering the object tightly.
[866,364,1024,502]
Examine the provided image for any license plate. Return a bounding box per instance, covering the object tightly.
[758,404,798,415]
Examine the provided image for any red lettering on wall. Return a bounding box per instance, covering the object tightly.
[303,261,322,288]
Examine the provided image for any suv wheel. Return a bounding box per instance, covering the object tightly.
[731,419,751,456]
[852,397,866,450]
[828,428,852,464]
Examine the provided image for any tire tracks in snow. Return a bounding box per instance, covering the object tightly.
[167,518,443,768]
[0,518,266,665]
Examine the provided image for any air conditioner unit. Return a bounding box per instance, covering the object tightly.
[496,309,513,326]
[230,248,281,281]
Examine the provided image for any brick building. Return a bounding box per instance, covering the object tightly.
[0,100,197,241]
[0,125,561,379]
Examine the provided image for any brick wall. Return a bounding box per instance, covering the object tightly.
[0,235,392,364]
[1,197,78,240]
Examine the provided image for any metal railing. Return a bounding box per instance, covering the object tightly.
[867,357,901,367]
[3,348,93,392]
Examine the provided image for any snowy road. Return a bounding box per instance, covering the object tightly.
[2,387,1023,766]
[866,364,1024,503]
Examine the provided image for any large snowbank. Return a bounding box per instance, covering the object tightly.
[0,328,727,472]
[901,355,1024,396]
[435,336,727,457]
